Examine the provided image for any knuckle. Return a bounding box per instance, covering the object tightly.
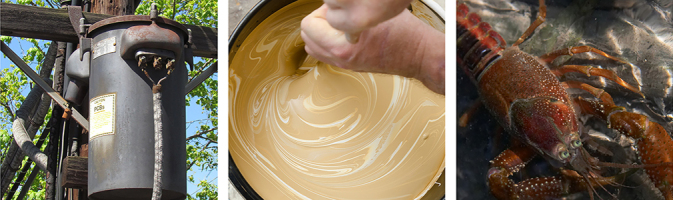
[300,17,310,30]
[331,47,352,61]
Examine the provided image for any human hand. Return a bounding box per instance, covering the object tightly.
[301,5,414,75]
[323,0,413,43]
[301,4,445,94]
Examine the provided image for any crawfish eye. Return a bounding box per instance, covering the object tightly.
[554,144,570,160]
[559,150,570,159]
[571,140,582,148]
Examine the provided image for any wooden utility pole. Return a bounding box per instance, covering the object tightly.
[91,0,138,15]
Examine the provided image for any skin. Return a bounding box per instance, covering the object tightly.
[301,3,445,94]
[322,0,414,36]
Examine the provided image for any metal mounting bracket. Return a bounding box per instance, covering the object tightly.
[67,6,92,61]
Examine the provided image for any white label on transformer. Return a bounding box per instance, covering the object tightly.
[90,93,116,139]
[92,36,116,59]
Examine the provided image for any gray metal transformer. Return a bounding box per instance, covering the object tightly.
[65,12,191,199]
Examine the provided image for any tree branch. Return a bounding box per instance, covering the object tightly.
[187,175,217,197]
[1,102,16,121]
[45,0,55,9]
[186,140,213,171]
[186,127,216,141]
[193,135,217,144]
[187,58,215,82]
[171,0,176,20]
[186,119,210,128]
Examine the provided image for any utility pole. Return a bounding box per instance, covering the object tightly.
[91,0,138,15]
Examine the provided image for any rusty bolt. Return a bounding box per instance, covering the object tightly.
[153,56,163,69]
[166,59,175,69]
[62,108,72,119]
[150,3,158,20]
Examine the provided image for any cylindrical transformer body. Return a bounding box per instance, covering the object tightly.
[87,17,187,200]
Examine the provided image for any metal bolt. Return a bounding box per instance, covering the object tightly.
[150,3,158,20]
[79,18,86,35]
[166,59,175,69]
[138,55,147,68]
[187,29,193,45]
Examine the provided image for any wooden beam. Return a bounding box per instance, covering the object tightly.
[0,3,217,58]
[61,156,88,189]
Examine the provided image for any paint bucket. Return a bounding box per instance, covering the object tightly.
[229,0,445,199]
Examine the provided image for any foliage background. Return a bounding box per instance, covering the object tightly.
[0,0,218,199]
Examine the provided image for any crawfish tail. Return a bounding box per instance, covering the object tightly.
[457,3,507,79]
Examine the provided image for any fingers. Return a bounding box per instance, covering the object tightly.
[323,0,347,9]
[301,4,354,68]
[322,0,372,35]
[322,0,413,35]
[301,5,346,45]
[301,31,337,67]
[324,7,366,35]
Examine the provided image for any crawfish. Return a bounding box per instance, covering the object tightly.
[457,0,673,199]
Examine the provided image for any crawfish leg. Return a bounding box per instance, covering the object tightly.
[575,97,673,200]
[459,100,482,127]
[555,65,643,96]
[562,81,616,106]
[489,145,629,199]
[489,145,544,200]
[540,46,626,64]
[489,146,570,199]
[512,0,547,47]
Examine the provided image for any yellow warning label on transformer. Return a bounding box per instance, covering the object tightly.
[90,93,115,139]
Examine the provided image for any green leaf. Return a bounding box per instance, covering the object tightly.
[1,36,13,44]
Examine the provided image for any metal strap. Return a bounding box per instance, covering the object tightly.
[67,5,92,60]
[1,42,90,131]
[67,6,83,37]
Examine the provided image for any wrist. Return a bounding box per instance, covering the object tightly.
[376,11,429,79]
[410,19,445,94]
